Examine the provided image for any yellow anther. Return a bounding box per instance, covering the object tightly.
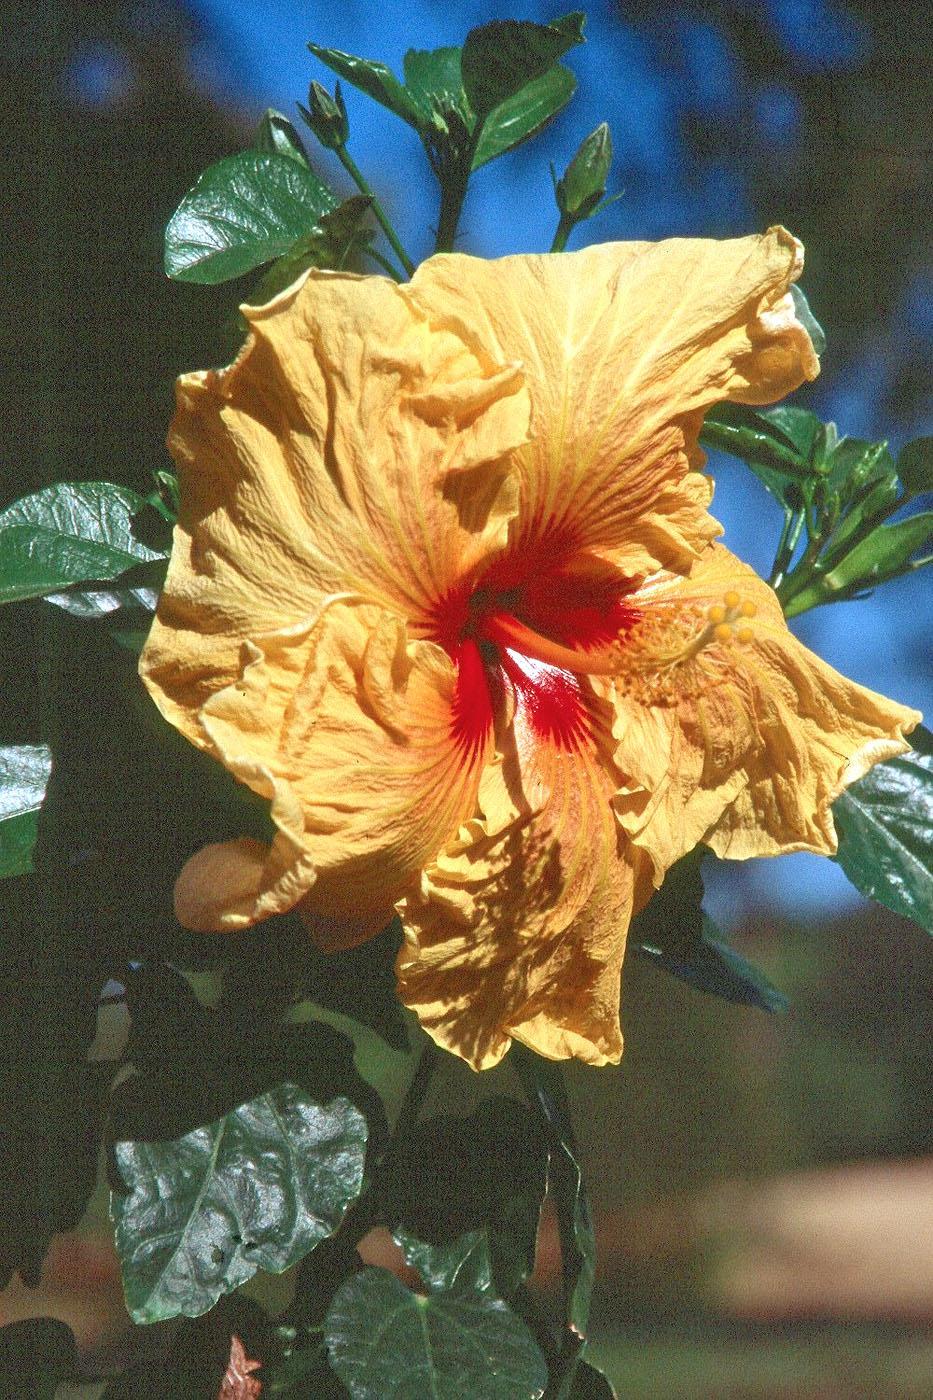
[713,622,734,644]
[706,603,727,624]
[739,599,757,618]
[723,589,741,609]
[736,625,755,645]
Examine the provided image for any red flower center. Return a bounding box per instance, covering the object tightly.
[426,546,640,755]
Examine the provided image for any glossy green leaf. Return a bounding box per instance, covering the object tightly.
[0,744,51,879]
[461,13,585,117]
[325,1259,547,1400]
[475,64,577,167]
[111,1082,368,1323]
[0,482,163,606]
[255,109,309,164]
[165,151,337,284]
[699,404,813,507]
[897,435,933,495]
[833,747,933,933]
[308,44,424,129]
[819,510,933,592]
[556,122,612,216]
[790,283,826,355]
[402,46,465,121]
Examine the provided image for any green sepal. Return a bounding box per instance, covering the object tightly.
[0,744,52,879]
[0,481,165,607]
[255,108,310,165]
[833,742,933,934]
[897,435,933,495]
[325,1256,548,1400]
[308,43,424,129]
[629,849,788,1013]
[555,122,612,217]
[461,12,585,117]
[165,150,338,284]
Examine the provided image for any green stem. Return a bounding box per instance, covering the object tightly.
[364,247,405,282]
[770,508,805,592]
[550,211,576,253]
[433,119,486,254]
[335,145,415,277]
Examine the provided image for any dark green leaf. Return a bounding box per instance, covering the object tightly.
[255,109,309,165]
[402,46,465,122]
[165,151,337,284]
[636,917,789,1014]
[556,123,612,216]
[833,748,933,933]
[0,481,163,605]
[763,405,826,461]
[0,744,51,879]
[325,1263,548,1400]
[0,1318,77,1400]
[386,1098,549,1297]
[111,1080,368,1323]
[475,64,577,168]
[629,850,788,1012]
[569,1359,618,1398]
[308,45,424,129]
[897,436,933,495]
[462,13,585,117]
[699,404,813,508]
[790,283,826,355]
[293,917,409,1051]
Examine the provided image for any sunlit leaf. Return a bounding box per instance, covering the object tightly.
[325,1259,547,1400]
[0,482,163,606]
[461,13,585,116]
[818,510,933,594]
[111,1082,368,1323]
[0,744,51,879]
[834,744,933,933]
[402,46,465,121]
[308,44,424,128]
[165,151,337,284]
[475,64,577,167]
[247,196,375,305]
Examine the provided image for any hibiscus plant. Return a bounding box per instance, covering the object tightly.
[2,12,931,1398]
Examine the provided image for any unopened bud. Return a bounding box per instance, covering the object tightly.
[555,122,612,218]
[299,81,349,150]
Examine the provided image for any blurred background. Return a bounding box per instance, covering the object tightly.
[3,0,931,1394]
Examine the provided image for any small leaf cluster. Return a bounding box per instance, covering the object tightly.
[701,397,932,616]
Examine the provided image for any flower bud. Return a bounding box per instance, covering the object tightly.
[555,122,612,218]
[300,81,349,150]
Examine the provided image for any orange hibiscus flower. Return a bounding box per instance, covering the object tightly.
[141,229,919,1070]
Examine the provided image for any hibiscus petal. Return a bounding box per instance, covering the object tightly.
[410,229,818,577]
[173,602,491,938]
[610,543,921,878]
[397,673,633,1070]
[141,268,530,745]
